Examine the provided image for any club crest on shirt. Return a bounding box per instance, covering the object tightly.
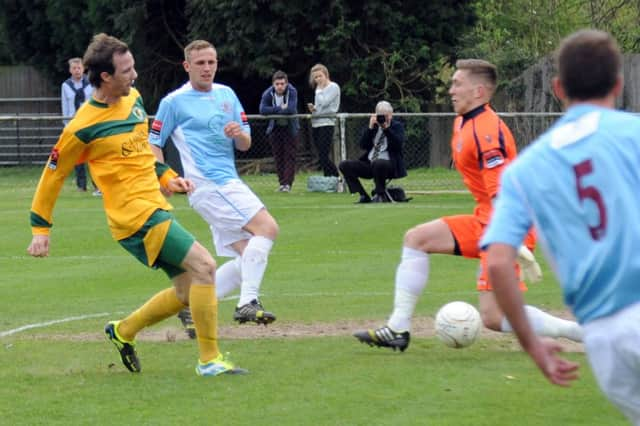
[484,134,492,143]
[47,148,60,170]
[132,105,146,121]
[222,102,232,114]
[208,115,225,132]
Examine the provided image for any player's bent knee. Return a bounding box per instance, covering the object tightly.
[183,243,217,280]
[196,256,217,280]
[259,215,279,240]
[268,221,280,239]
[404,226,427,250]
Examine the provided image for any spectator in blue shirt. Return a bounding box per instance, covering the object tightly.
[259,70,299,192]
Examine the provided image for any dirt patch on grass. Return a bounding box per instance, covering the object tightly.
[20,315,585,353]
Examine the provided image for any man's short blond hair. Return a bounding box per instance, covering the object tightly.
[68,57,83,66]
[184,40,215,62]
[455,59,498,94]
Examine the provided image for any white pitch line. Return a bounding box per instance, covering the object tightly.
[0,292,390,338]
[0,312,116,338]
[0,295,245,338]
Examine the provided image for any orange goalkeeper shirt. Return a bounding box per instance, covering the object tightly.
[30,88,177,240]
[450,104,518,224]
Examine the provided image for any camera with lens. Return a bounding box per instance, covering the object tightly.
[376,114,386,125]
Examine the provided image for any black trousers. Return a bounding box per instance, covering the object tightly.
[269,126,298,186]
[339,159,393,196]
[311,126,339,176]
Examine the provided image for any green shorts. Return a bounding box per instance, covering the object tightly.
[118,209,196,278]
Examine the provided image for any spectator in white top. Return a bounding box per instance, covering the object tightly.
[307,63,340,177]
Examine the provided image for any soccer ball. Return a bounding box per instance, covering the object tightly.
[435,301,482,348]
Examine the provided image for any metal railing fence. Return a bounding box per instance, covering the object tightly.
[0,112,563,192]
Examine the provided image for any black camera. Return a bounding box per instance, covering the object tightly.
[376,114,386,125]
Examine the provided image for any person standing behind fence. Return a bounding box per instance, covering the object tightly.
[259,70,299,193]
[339,101,407,203]
[149,40,279,337]
[61,57,100,196]
[307,63,340,177]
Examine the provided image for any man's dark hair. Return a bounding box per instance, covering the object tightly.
[272,70,288,82]
[83,33,129,88]
[556,29,621,100]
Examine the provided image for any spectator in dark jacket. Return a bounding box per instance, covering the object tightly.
[259,70,299,192]
[339,101,407,203]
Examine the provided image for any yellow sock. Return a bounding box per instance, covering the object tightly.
[189,283,219,363]
[118,287,186,342]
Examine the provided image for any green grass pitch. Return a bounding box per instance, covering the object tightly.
[0,167,626,425]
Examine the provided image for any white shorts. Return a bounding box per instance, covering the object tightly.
[583,302,640,424]
[189,179,264,257]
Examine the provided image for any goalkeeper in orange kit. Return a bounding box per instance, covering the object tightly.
[354,59,583,352]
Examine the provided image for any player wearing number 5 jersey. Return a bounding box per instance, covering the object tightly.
[483,30,640,423]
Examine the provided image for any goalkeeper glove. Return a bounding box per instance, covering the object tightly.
[517,246,542,283]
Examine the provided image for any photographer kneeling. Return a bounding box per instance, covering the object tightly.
[339,101,407,203]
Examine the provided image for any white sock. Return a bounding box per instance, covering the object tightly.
[238,236,274,306]
[214,257,242,299]
[500,305,583,342]
[387,247,429,332]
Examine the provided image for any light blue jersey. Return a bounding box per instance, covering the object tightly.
[481,104,640,323]
[149,82,250,186]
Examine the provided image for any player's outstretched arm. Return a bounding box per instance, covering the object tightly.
[27,235,50,257]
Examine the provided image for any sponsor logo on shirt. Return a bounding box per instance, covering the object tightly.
[484,148,505,169]
[121,130,149,157]
[151,119,162,136]
[47,148,59,170]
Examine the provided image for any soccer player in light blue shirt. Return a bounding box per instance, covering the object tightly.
[150,40,279,330]
[482,30,640,422]
[150,80,249,186]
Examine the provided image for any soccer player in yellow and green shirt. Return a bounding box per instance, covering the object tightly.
[27,33,246,377]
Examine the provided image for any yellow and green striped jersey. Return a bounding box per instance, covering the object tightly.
[30,88,178,240]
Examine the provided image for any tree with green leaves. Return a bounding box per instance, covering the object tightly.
[186,0,475,112]
[459,0,640,85]
[0,0,475,112]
